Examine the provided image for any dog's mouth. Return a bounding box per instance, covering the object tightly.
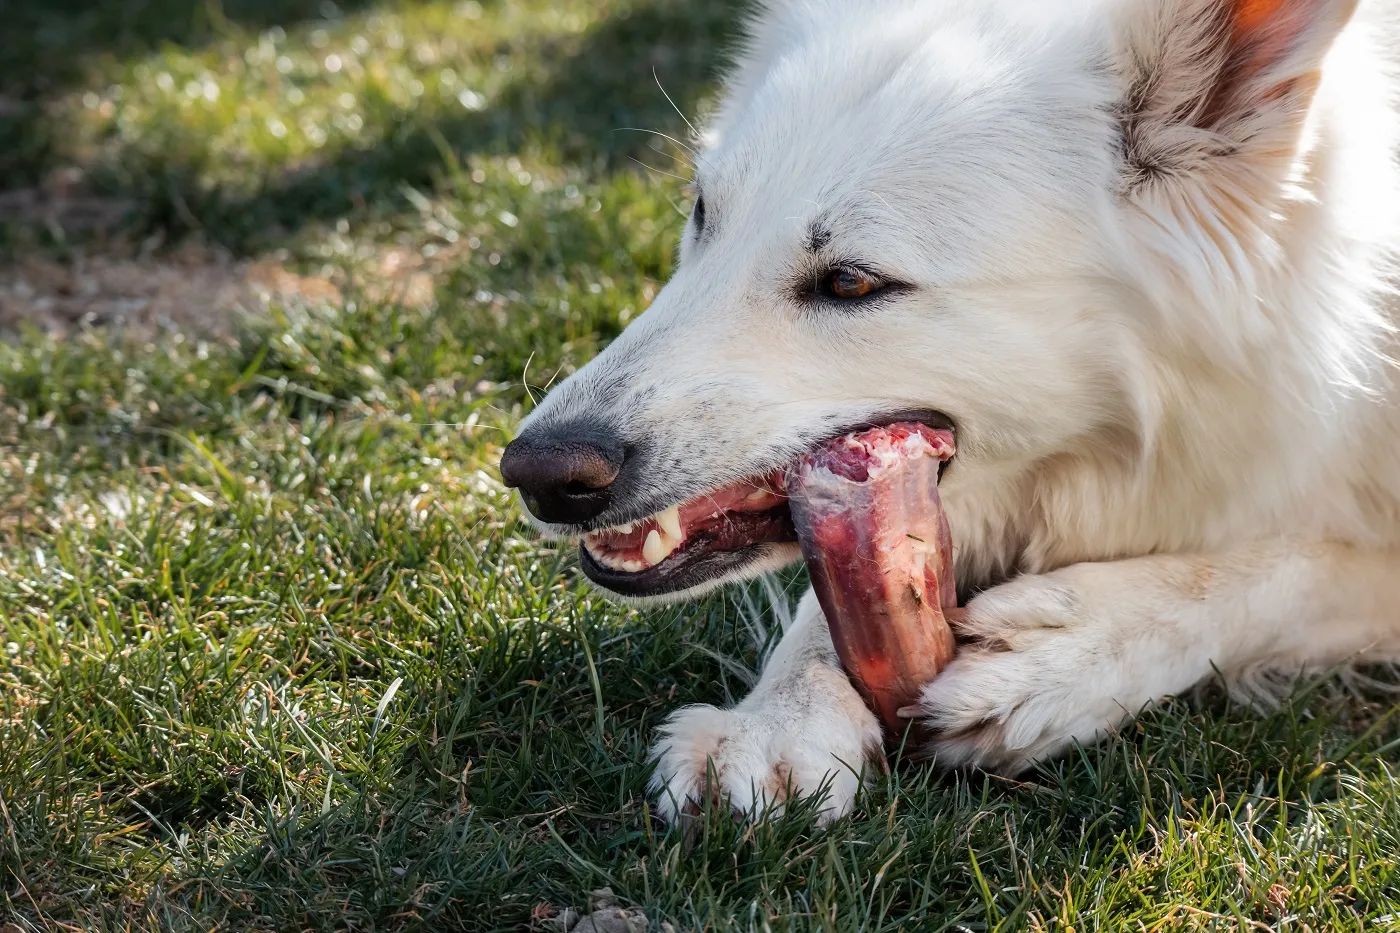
[579,470,798,598]
[579,410,953,599]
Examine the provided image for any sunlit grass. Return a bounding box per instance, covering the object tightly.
[4,0,1400,930]
[1,0,720,255]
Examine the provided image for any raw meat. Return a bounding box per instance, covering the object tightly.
[786,423,957,736]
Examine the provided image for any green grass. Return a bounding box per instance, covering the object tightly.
[4,1,1400,930]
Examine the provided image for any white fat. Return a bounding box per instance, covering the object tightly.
[861,435,926,475]
[828,430,950,481]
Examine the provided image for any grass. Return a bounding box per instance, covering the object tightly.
[3,1,1400,930]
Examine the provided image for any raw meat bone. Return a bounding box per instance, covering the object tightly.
[786,423,957,736]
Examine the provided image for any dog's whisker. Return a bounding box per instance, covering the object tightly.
[405,422,507,433]
[615,126,697,161]
[628,157,692,184]
[520,351,539,406]
[859,188,904,225]
[653,67,699,139]
[665,195,691,219]
[541,361,569,393]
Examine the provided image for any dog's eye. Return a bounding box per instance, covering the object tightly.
[692,193,706,235]
[821,265,882,300]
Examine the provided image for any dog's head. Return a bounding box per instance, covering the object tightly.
[501,0,1369,601]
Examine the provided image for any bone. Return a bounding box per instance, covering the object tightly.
[785,423,957,736]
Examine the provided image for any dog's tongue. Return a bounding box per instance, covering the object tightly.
[785,423,957,736]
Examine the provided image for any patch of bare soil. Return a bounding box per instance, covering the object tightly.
[0,245,342,335]
[1,171,448,336]
[0,172,342,335]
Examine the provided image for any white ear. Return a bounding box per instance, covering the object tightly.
[708,0,849,145]
[1115,0,1359,195]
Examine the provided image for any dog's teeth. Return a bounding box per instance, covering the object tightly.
[642,529,665,565]
[617,521,635,533]
[746,490,770,501]
[585,539,629,572]
[656,505,683,543]
[621,559,645,573]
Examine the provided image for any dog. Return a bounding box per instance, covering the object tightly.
[499,0,1400,824]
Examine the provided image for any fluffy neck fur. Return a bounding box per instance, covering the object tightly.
[946,1,1400,590]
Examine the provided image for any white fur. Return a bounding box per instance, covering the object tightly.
[518,0,1400,823]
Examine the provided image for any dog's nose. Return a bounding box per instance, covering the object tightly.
[499,426,625,525]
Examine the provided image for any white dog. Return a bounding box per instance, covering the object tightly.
[499,0,1400,824]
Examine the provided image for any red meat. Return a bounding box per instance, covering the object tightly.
[786,423,957,735]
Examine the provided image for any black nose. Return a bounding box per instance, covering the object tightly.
[499,425,625,525]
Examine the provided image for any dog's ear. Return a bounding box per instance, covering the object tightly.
[711,0,842,146]
[1115,0,1358,197]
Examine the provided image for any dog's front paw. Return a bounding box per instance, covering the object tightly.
[915,566,1177,772]
[648,666,883,826]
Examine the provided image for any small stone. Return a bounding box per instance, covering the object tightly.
[548,907,579,932]
[661,924,678,933]
[573,908,648,933]
[588,887,618,911]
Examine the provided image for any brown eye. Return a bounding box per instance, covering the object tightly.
[823,266,881,300]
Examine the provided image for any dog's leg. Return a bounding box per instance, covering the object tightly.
[648,589,883,825]
[915,540,1400,771]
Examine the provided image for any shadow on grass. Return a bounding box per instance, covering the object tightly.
[142,675,1400,930]
[4,0,743,253]
[139,0,741,252]
[1,0,380,184]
